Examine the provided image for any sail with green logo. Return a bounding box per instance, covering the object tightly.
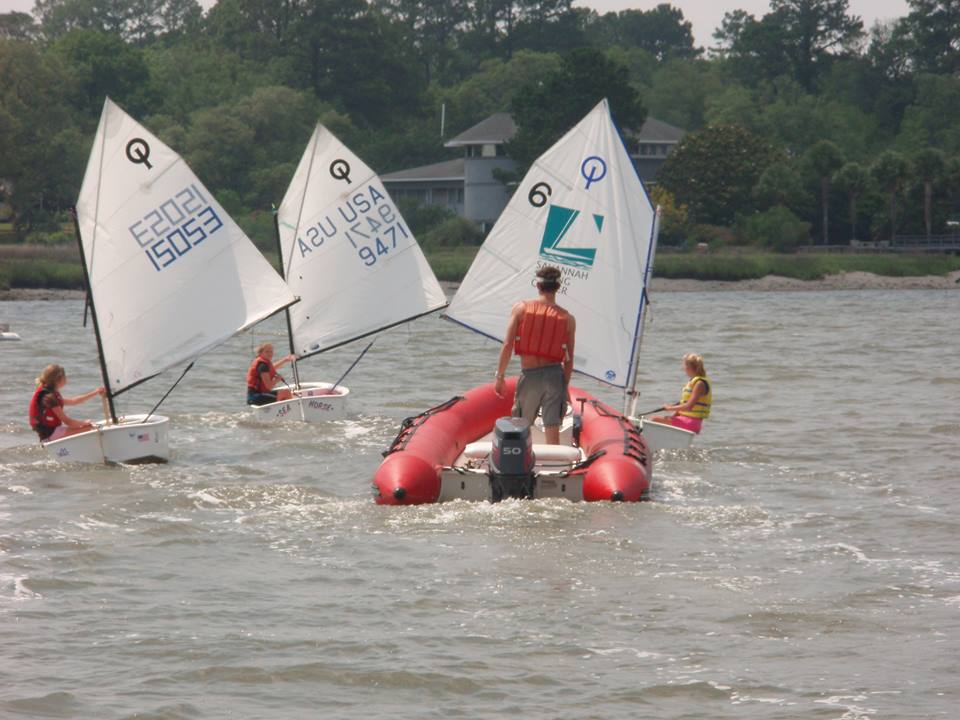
[444,99,659,389]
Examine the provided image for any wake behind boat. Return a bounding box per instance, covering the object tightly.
[249,122,446,423]
[374,99,688,504]
[49,98,296,464]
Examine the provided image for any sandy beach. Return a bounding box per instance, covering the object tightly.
[2,271,958,302]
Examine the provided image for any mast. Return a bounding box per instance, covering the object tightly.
[273,208,301,389]
[72,207,118,423]
[624,207,661,416]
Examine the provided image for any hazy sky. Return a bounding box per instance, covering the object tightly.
[0,0,911,46]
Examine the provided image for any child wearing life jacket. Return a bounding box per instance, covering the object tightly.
[650,353,712,434]
[246,343,296,406]
[28,364,104,441]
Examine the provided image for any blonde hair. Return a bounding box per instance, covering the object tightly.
[683,353,706,377]
[36,364,65,389]
[255,342,273,357]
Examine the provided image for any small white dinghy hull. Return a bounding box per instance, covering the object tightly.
[248,382,349,423]
[42,414,170,464]
[635,418,696,450]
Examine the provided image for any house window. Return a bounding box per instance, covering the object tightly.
[482,144,498,157]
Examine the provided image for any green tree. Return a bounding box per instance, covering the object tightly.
[587,4,698,61]
[715,0,863,90]
[649,185,689,245]
[870,151,911,242]
[441,50,561,137]
[0,12,38,40]
[897,74,960,156]
[833,161,870,242]
[735,205,811,250]
[753,160,807,213]
[296,1,427,128]
[35,0,202,43]
[378,0,468,83]
[0,39,78,234]
[50,29,154,116]
[184,109,257,195]
[657,124,781,225]
[902,0,960,74]
[771,0,864,89]
[508,47,645,168]
[913,148,946,240]
[646,58,724,131]
[804,140,844,244]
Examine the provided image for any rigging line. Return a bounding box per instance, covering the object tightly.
[330,339,375,393]
[142,362,194,424]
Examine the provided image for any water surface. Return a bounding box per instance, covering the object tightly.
[1,290,958,719]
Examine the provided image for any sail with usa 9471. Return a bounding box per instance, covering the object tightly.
[247,122,446,424]
[43,97,296,464]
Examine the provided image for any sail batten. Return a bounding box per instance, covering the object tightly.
[76,98,296,394]
[445,99,658,389]
[278,124,446,358]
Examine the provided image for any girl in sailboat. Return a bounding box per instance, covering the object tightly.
[28,364,105,441]
[246,343,296,406]
[650,353,712,434]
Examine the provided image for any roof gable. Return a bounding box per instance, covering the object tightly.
[444,113,517,147]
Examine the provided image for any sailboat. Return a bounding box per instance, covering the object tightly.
[248,123,447,423]
[43,98,296,464]
[374,99,687,504]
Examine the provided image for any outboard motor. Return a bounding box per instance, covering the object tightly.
[489,417,536,502]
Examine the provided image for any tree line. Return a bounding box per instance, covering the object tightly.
[1,0,959,250]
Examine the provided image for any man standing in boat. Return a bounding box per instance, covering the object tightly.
[494,265,576,445]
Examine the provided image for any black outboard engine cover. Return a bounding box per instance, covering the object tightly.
[489,417,535,502]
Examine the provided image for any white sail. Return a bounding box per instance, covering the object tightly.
[277,123,446,357]
[76,98,296,394]
[445,99,658,388]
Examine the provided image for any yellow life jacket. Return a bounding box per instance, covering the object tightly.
[678,375,711,419]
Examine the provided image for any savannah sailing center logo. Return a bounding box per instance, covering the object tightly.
[537,155,607,270]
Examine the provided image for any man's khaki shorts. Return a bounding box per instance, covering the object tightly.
[512,364,566,427]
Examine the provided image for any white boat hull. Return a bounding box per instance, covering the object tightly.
[43,414,170,464]
[248,382,349,423]
[635,418,696,450]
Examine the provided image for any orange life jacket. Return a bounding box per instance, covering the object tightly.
[29,386,62,439]
[514,301,569,362]
[246,356,277,393]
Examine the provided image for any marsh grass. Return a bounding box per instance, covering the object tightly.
[0,245,83,290]
[2,243,957,289]
[652,252,960,281]
[424,246,479,281]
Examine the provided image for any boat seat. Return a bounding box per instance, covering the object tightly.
[462,441,581,463]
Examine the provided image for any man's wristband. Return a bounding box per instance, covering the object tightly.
[495,373,505,380]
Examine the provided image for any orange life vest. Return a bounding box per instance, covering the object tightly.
[29,386,62,439]
[514,301,569,362]
[246,356,277,393]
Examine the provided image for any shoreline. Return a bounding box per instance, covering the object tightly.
[3,271,959,302]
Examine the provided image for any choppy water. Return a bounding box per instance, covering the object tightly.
[1,289,958,719]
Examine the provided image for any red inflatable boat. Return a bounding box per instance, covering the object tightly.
[373,377,651,504]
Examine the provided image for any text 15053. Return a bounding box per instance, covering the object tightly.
[129,184,223,272]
